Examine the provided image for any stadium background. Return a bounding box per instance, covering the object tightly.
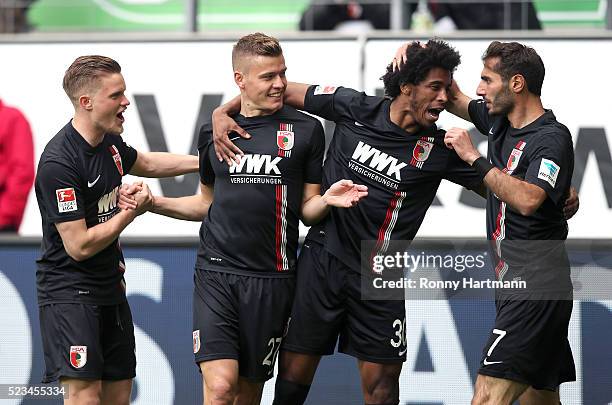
[1,1,611,404]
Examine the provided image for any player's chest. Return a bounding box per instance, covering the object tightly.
[215,128,310,178]
[80,148,124,219]
[490,133,531,176]
[333,133,447,190]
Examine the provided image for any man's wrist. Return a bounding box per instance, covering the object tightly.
[471,156,494,177]
[465,152,481,165]
[320,192,330,207]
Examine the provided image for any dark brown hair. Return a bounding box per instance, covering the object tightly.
[232,33,283,70]
[63,55,121,104]
[483,41,545,96]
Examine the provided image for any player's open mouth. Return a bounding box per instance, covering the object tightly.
[116,112,125,123]
[427,108,444,120]
[268,92,283,98]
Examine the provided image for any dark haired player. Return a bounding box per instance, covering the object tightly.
[213,40,486,405]
[141,33,367,405]
[438,41,576,405]
[35,55,199,405]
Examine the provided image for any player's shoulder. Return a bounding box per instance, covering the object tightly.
[280,105,320,125]
[534,112,573,146]
[197,121,214,149]
[40,125,78,164]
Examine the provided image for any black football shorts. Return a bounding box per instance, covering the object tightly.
[39,301,136,383]
[283,240,407,363]
[192,268,295,381]
[478,296,576,391]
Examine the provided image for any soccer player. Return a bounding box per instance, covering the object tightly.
[138,33,367,405]
[34,55,199,405]
[213,40,486,405]
[440,41,576,405]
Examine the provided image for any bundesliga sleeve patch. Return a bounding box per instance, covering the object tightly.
[313,85,337,95]
[56,188,77,213]
[537,158,560,188]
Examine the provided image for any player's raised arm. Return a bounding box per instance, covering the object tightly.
[300,180,368,226]
[129,151,198,177]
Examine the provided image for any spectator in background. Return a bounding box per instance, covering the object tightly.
[429,1,541,30]
[0,98,34,233]
[0,0,36,33]
[299,1,391,31]
[298,0,540,32]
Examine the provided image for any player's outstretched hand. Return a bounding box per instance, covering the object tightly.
[324,180,368,208]
[118,182,142,211]
[564,186,579,220]
[444,128,481,165]
[133,183,153,216]
[212,108,250,166]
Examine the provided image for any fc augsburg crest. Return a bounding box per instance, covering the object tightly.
[70,346,87,368]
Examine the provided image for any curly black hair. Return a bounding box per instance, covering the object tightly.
[381,39,461,98]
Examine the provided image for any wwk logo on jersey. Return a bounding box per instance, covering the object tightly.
[56,188,77,213]
[349,141,407,189]
[97,186,120,223]
[538,158,560,187]
[410,137,434,169]
[229,154,282,175]
[109,145,124,175]
[70,346,87,368]
[277,123,294,158]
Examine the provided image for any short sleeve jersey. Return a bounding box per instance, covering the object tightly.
[35,121,137,305]
[195,105,324,275]
[468,100,574,291]
[303,85,484,270]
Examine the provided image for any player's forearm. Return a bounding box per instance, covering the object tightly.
[446,80,472,122]
[284,82,310,110]
[300,195,330,226]
[137,152,199,177]
[151,195,209,221]
[65,209,136,261]
[483,169,544,216]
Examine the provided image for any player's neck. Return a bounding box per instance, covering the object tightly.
[389,97,422,134]
[507,95,545,129]
[72,115,105,147]
[240,98,280,118]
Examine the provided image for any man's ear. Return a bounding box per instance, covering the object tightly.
[510,74,525,94]
[234,71,246,89]
[400,83,413,97]
[78,94,93,110]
